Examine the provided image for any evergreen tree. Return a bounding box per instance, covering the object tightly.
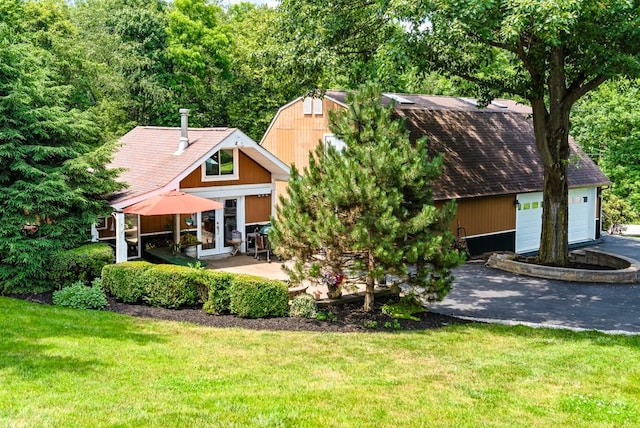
[270,84,464,311]
[0,24,122,293]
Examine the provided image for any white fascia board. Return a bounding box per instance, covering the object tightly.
[258,96,304,146]
[183,183,275,199]
[226,129,290,177]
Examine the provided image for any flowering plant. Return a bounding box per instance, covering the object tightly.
[324,271,344,288]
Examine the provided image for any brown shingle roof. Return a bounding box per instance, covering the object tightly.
[325,91,609,200]
[108,127,236,205]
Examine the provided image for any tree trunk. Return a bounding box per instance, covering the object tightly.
[530,49,571,266]
[363,251,375,312]
[538,157,569,265]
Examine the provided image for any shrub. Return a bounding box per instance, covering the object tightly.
[229,275,289,318]
[381,295,426,321]
[49,243,114,288]
[141,264,200,309]
[101,261,153,303]
[202,271,235,314]
[53,280,108,310]
[289,293,318,318]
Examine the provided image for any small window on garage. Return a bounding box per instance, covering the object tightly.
[532,202,539,209]
[523,203,530,210]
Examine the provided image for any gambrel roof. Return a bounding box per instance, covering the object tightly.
[323,91,609,200]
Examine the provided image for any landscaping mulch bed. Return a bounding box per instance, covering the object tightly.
[10,292,473,333]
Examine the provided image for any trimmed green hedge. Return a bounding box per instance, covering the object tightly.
[50,243,114,288]
[102,261,153,303]
[202,271,235,315]
[101,262,289,316]
[140,264,201,309]
[229,275,289,318]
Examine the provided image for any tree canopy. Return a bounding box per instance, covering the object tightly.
[0,19,122,292]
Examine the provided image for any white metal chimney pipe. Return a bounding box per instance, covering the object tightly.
[177,108,190,154]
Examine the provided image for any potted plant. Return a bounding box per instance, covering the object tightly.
[179,233,201,258]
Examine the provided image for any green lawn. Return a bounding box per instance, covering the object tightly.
[1,297,639,427]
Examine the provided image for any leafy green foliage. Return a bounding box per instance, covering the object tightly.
[52,280,108,310]
[229,276,289,318]
[289,293,318,318]
[202,271,235,315]
[101,261,153,303]
[0,17,123,293]
[381,295,427,321]
[49,243,114,288]
[601,192,640,232]
[572,79,640,217]
[140,264,200,309]
[270,83,464,311]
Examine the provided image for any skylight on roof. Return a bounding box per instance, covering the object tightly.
[383,93,414,104]
[459,97,478,107]
[491,101,508,108]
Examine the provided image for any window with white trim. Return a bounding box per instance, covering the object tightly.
[202,149,238,181]
[324,134,346,152]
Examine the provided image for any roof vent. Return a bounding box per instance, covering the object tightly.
[175,108,190,155]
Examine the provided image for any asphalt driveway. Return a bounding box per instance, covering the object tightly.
[429,235,640,334]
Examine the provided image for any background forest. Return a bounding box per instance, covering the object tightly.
[2,0,639,222]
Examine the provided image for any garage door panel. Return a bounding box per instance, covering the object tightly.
[516,188,596,254]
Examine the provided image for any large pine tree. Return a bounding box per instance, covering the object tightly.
[0,23,122,293]
[270,84,464,311]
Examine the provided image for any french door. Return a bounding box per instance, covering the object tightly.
[198,198,238,256]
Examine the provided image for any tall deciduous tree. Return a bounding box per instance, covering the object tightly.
[270,84,464,311]
[165,0,232,126]
[0,24,122,292]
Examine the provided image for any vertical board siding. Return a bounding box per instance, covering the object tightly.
[446,195,516,237]
[180,151,271,189]
[261,98,344,172]
[245,195,272,224]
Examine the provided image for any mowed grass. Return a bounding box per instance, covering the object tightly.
[1,297,639,427]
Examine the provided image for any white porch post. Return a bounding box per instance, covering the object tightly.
[114,212,128,263]
[90,224,99,242]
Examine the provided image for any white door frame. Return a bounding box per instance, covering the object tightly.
[197,196,245,257]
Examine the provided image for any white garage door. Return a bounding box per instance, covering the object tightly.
[516,188,597,254]
[568,187,596,244]
[515,192,543,253]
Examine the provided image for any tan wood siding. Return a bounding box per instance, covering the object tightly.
[245,195,272,224]
[180,151,271,189]
[446,195,516,237]
[261,98,344,171]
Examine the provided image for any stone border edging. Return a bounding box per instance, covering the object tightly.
[486,250,640,283]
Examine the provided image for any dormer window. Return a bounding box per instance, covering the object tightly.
[202,149,238,181]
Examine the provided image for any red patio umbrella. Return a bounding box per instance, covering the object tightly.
[123,191,224,248]
[123,190,223,216]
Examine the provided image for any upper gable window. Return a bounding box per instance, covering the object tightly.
[202,149,238,181]
[303,97,323,115]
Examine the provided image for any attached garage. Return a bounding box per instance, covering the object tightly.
[516,188,598,254]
